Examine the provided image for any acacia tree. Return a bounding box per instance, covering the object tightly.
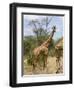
[28,17,53,45]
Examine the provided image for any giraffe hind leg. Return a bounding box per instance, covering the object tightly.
[43,55,47,70]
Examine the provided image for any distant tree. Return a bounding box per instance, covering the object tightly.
[28,17,53,45]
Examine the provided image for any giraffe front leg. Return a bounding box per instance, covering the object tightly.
[33,60,36,70]
[43,55,47,70]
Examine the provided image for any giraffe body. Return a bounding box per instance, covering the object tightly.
[32,26,56,71]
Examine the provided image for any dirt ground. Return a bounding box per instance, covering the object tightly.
[23,56,63,75]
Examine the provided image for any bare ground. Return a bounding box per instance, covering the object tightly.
[23,56,63,75]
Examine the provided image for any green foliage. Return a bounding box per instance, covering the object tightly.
[23,17,63,65]
[23,36,37,56]
[27,52,34,65]
[48,39,55,57]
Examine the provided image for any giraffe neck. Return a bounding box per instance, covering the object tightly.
[42,31,55,48]
[50,31,55,39]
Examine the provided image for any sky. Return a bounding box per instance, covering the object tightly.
[23,15,64,40]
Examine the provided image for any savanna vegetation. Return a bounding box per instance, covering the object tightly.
[23,17,63,75]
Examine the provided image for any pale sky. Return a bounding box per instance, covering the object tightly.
[23,15,64,40]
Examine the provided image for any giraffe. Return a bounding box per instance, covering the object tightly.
[32,26,56,71]
[55,37,63,73]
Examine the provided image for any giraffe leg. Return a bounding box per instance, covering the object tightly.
[32,56,38,73]
[33,60,36,70]
[43,55,47,70]
[56,57,60,73]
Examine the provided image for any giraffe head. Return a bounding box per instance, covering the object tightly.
[52,26,56,33]
[49,26,56,39]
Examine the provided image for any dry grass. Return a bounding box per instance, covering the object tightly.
[23,56,63,75]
